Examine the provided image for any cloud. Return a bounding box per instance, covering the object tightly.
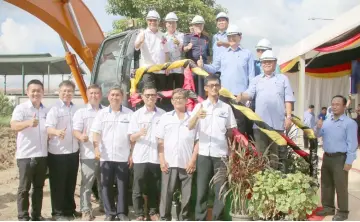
[216,0,360,54]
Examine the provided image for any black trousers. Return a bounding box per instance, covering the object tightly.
[48,152,79,217]
[195,155,227,221]
[17,157,47,220]
[101,161,129,217]
[160,168,193,221]
[168,73,185,89]
[321,153,349,215]
[132,163,161,217]
[303,135,309,149]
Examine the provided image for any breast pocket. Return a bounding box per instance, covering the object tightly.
[275,81,285,98]
[215,111,228,132]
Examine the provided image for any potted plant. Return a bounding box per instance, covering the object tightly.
[247,169,319,221]
[211,138,271,221]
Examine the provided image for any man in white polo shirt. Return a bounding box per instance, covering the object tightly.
[91,86,133,221]
[45,80,80,221]
[188,75,237,220]
[135,10,170,102]
[156,88,199,221]
[11,79,48,221]
[73,84,104,220]
[128,86,165,221]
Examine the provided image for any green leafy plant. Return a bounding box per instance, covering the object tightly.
[247,169,319,221]
[211,138,271,216]
[0,93,14,116]
[287,150,310,175]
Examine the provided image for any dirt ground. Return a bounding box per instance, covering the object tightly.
[0,127,111,221]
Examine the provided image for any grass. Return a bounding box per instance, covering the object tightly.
[0,116,11,127]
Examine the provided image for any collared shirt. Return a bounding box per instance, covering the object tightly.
[318,113,326,121]
[190,99,237,157]
[91,106,133,162]
[316,114,358,164]
[127,106,165,164]
[245,73,295,131]
[45,99,78,154]
[204,46,255,95]
[164,31,184,74]
[303,110,316,130]
[212,31,228,61]
[73,103,104,160]
[11,100,48,159]
[135,28,169,73]
[156,111,199,169]
[254,60,282,76]
[183,33,210,64]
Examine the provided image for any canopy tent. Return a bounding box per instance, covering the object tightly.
[277,4,360,117]
[0,53,86,95]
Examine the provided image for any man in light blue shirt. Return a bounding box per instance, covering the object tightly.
[254,38,281,76]
[212,12,229,62]
[303,104,316,149]
[197,25,255,135]
[315,95,357,221]
[237,50,295,170]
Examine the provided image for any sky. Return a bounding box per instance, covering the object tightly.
[0,0,359,91]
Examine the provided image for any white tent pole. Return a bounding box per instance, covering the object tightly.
[298,54,306,117]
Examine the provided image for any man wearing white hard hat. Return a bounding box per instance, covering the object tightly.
[198,25,254,135]
[254,38,281,76]
[212,12,230,60]
[135,10,170,104]
[184,15,210,98]
[237,50,295,171]
[164,12,185,89]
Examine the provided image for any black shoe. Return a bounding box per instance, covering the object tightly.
[104,215,116,221]
[72,211,82,218]
[332,214,348,221]
[30,216,46,221]
[52,216,69,221]
[316,209,335,216]
[117,214,129,221]
[18,217,30,221]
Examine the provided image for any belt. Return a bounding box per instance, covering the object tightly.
[324,152,346,157]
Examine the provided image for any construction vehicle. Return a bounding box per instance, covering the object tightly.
[4,0,143,107]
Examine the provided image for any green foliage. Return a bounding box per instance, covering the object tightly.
[247,170,319,221]
[106,0,227,34]
[287,150,310,175]
[211,139,271,216]
[0,93,14,116]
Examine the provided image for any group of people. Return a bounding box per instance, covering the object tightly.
[11,9,358,222]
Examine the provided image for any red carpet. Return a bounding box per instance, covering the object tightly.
[307,207,326,221]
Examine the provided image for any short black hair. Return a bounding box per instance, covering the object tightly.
[332,95,347,105]
[141,85,157,94]
[321,107,327,111]
[27,79,44,89]
[308,105,314,109]
[204,74,221,86]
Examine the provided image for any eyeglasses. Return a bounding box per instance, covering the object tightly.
[143,94,157,98]
[172,97,186,101]
[206,84,220,88]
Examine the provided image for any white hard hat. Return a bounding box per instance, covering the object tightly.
[260,50,277,61]
[226,25,241,36]
[165,12,178,22]
[191,15,205,24]
[256,38,272,50]
[146,10,160,20]
[216,12,228,20]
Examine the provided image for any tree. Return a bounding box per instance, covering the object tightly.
[106,0,227,35]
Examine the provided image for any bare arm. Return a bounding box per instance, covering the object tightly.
[130,131,143,142]
[158,138,165,161]
[47,127,62,137]
[93,132,100,153]
[285,102,293,117]
[73,130,83,140]
[10,120,31,132]
[188,115,199,130]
